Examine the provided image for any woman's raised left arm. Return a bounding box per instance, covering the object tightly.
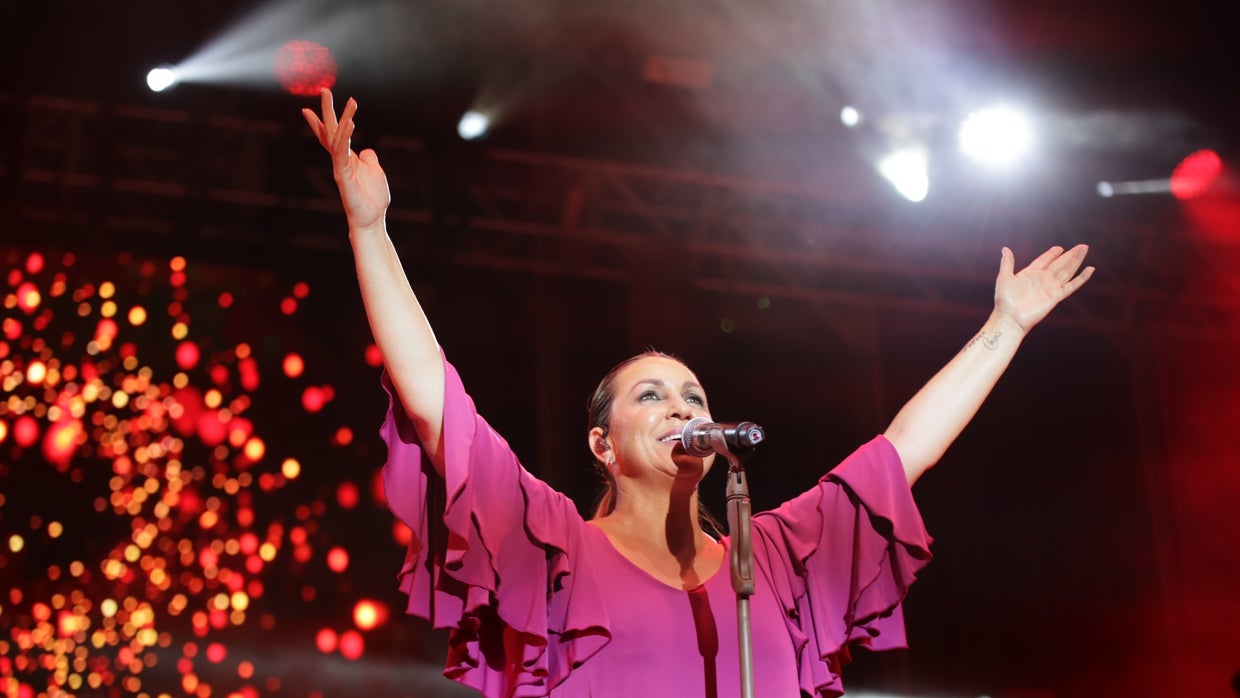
[883,244,1094,485]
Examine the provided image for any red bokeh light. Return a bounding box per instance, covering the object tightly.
[326,547,349,573]
[332,426,353,447]
[16,282,40,314]
[393,521,413,546]
[315,628,337,654]
[283,353,305,379]
[338,631,364,661]
[353,600,388,631]
[206,643,227,664]
[240,532,259,555]
[336,481,359,509]
[95,318,118,344]
[301,386,332,413]
[275,41,338,97]
[26,252,44,274]
[280,297,298,315]
[14,416,39,448]
[197,410,228,447]
[364,343,383,368]
[1170,149,1222,201]
[239,357,260,392]
[43,418,83,471]
[176,341,200,370]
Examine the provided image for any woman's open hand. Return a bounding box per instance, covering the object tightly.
[995,244,1095,332]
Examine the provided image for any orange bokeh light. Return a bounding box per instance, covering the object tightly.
[16,282,40,313]
[353,600,388,631]
[283,353,305,379]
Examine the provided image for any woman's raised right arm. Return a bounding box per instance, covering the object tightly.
[303,89,447,476]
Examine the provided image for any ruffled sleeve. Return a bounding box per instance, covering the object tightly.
[750,435,933,698]
[380,353,611,698]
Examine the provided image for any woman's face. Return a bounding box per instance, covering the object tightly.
[595,355,715,483]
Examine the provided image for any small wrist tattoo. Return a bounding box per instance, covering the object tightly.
[962,330,1003,354]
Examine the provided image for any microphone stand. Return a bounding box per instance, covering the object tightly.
[717,443,755,698]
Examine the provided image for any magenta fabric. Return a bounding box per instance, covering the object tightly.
[381,356,933,697]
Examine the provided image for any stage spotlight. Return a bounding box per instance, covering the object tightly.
[878,148,929,202]
[1170,149,1222,201]
[840,106,861,128]
[959,106,1032,166]
[458,111,490,141]
[146,65,178,92]
[275,40,337,97]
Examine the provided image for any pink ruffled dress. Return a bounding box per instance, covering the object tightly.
[381,357,933,697]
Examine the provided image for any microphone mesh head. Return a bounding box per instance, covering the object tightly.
[680,417,713,457]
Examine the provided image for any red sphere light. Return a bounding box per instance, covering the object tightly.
[275,40,338,97]
[1170,149,1222,201]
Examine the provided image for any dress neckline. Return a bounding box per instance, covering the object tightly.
[585,521,729,593]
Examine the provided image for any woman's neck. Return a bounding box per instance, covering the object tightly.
[605,480,707,560]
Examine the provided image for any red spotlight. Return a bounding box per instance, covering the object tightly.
[275,41,338,97]
[1170,149,1222,201]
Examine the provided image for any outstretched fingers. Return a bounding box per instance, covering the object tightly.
[1029,245,1065,270]
[321,88,338,132]
[1059,264,1095,299]
[1047,243,1090,284]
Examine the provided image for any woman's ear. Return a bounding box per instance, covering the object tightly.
[588,426,609,460]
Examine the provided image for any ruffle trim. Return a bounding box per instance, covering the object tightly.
[380,356,610,698]
[752,435,933,698]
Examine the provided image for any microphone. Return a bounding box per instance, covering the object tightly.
[680,416,765,457]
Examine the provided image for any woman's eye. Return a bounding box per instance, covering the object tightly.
[639,390,660,401]
[685,394,705,406]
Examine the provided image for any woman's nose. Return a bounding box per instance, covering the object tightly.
[666,396,696,419]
